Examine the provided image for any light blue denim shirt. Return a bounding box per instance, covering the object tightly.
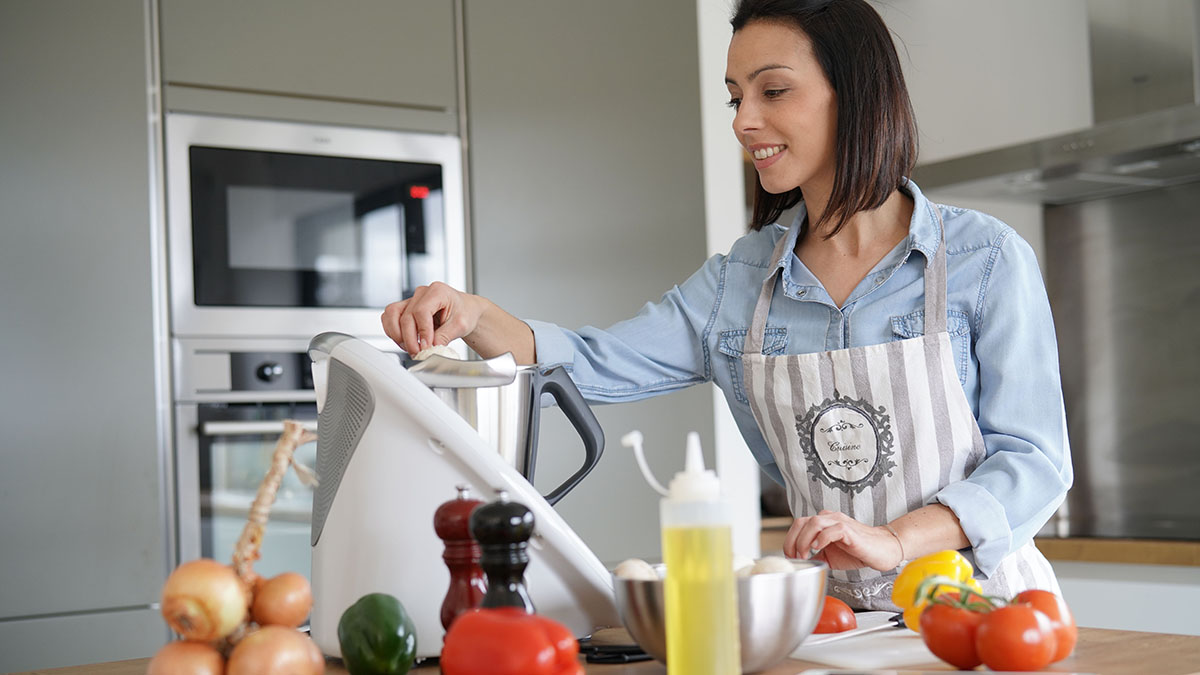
[526,180,1072,576]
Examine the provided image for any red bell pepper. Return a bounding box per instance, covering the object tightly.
[441,607,583,675]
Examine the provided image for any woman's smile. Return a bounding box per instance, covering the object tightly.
[750,143,788,168]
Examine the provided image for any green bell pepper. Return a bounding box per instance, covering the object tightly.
[337,592,417,675]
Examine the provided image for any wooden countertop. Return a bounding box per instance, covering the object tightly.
[17,627,1200,675]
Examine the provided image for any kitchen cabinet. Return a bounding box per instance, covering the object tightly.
[0,0,169,671]
[159,0,457,133]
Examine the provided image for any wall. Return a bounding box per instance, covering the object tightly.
[464,0,715,565]
[874,0,1093,266]
[697,0,761,559]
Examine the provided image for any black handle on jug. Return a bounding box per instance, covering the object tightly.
[525,366,605,506]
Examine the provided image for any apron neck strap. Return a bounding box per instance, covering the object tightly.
[746,202,949,353]
[924,206,948,334]
[745,231,793,355]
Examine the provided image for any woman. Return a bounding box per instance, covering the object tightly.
[382,0,1070,610]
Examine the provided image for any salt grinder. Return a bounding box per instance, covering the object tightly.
[469,489,536,612]
[433,484,486,631]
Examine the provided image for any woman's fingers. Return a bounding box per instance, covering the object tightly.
[784,511,909,572]
[381,298,410,350]
[784,514,835,559]
[811,522,851,554]
[783,517,808,559]
[410,290,441,351]
[380,283,472,354]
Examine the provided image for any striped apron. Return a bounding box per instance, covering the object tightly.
[741,210,1059,610]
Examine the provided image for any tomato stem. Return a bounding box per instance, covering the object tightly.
[915,575,1003,612]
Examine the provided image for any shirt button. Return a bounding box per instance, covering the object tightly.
[798,289,807,297]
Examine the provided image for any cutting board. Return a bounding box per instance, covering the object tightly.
[790,611,939,670]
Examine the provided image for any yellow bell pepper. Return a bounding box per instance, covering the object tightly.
[891,550,983,632]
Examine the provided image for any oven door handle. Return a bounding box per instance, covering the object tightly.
[200,420,319,437]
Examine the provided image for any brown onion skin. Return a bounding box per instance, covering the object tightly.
[305,634,326,673]
[251,572,313,628]
[226,625,322,675]
[147,641,225,675]
[161,559,249,642]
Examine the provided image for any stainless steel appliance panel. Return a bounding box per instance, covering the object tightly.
[1046,181,1200,539]
[165,113,466,338]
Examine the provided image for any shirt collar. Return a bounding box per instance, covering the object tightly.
[770,178,942,276]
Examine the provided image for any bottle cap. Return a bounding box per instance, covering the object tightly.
[666,432,720,502]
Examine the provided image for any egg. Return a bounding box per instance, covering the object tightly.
[750,555,795,575]
[613,558,659,581]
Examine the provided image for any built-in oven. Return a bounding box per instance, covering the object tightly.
[173,337,402,581]
[165,113,467,338]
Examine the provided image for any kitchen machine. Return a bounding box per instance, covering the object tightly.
[306,332,621,658]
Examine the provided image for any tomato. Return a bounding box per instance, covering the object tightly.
[919,601,985,670]
[814,596,857,633]
[976,604,1057,672]
[1015,589,1077,662]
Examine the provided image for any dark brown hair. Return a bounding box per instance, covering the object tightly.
[731,0,918,234]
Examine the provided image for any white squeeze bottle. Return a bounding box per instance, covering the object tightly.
[624,430,740,674]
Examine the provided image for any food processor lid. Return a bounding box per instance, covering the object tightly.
[407,351,518,388]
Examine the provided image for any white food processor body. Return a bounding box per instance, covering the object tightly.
[305,332,619,659]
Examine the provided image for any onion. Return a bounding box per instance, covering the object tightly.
[161,558,249,641]
[305,634,326,673]
[227,625,322,675]
[251,572,313,628]
[147,641,225,675]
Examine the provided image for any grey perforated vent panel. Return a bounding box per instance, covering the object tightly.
[311,358,375,546]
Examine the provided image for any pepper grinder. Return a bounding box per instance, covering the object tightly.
[469,489,536,613]
[433,485,487,631]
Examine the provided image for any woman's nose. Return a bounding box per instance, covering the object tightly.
[733,99,760,136]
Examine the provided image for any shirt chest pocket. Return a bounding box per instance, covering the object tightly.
[717,327,788,404]
[890,309,973,385]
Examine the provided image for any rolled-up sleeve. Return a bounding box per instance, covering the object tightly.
[526,253,725,403]
[934,230,1073,577]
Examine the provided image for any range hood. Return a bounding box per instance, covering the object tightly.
[913,0,1200,204]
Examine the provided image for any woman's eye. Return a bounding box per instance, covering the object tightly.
[764,88,788,99]
[726,98,741,110]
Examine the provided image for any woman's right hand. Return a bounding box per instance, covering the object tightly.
[381,282,484,355]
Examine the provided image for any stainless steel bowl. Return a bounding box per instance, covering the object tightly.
[612,560,827,673]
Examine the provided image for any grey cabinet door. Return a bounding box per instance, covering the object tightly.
[0,0,169,668]
[160,0,456,111]
[464,0,713,563]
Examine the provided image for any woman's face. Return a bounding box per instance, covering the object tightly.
[726,20,837,195]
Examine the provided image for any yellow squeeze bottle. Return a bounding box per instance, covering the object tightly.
[659,432,740,674]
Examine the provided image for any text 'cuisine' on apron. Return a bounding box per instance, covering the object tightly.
[741,206,1059,610]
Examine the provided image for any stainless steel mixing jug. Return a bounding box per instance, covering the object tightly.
[408,352,604,505]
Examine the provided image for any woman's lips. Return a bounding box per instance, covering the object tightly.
[751,144,787,169]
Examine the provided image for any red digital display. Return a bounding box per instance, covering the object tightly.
[409,185,431,199]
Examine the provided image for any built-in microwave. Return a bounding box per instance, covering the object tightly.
[165,113,467,339]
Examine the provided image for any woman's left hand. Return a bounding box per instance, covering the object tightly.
[784,510,904,571]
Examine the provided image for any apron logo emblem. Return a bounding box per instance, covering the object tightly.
[795,390,895,494]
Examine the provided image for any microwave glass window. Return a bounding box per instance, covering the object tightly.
[189,146,445,308]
